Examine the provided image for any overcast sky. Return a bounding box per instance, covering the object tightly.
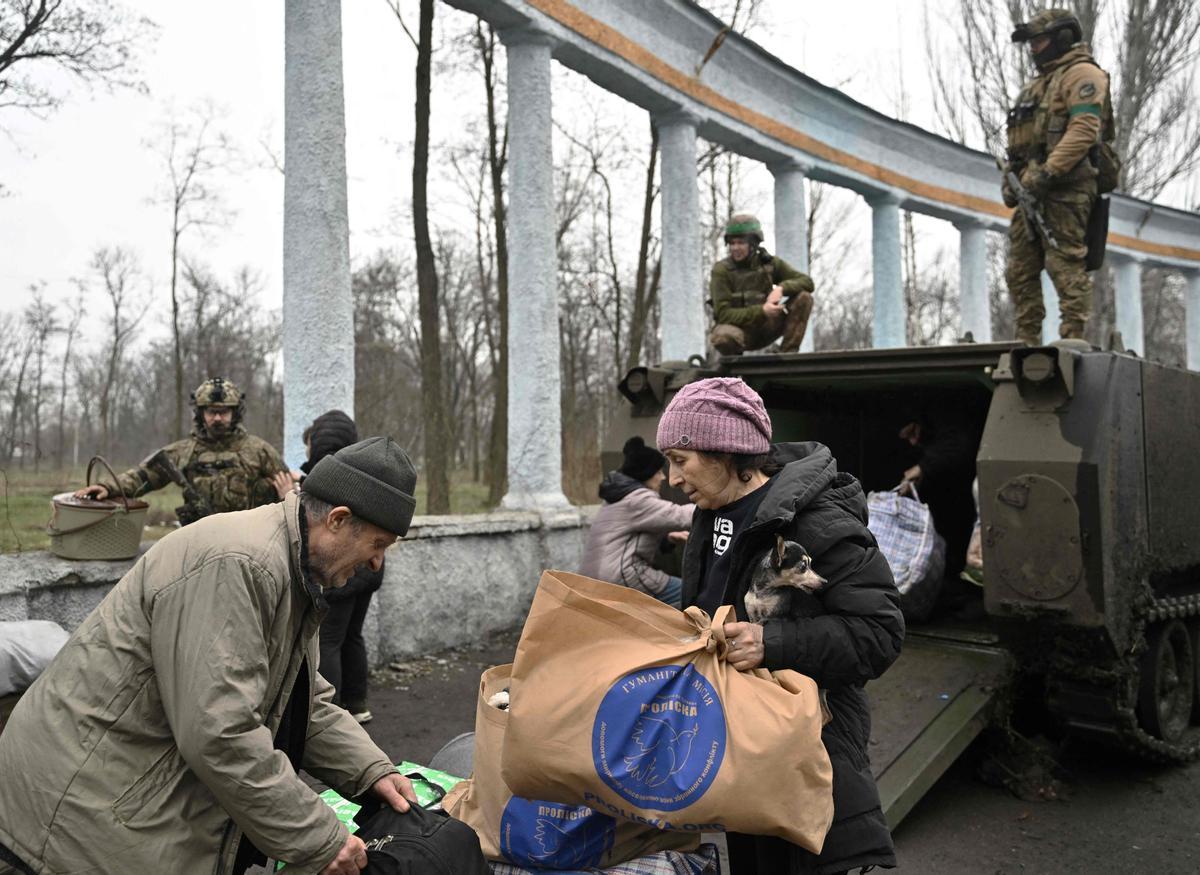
[0,1,956,328]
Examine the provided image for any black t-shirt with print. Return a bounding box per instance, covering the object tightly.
[695,477,774,617]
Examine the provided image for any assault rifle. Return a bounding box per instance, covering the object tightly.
[141,449,212,526]
[998,158,1059,251]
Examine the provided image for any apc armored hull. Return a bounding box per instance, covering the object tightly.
[608,342,1200,764]
[981,345,1200,761]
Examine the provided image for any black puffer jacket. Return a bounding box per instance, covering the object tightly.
[680,442,904,874]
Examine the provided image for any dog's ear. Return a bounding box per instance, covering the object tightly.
[774,534,786,568]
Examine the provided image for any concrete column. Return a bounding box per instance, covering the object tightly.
[1187,271,1200,371]
[771,159,813,352]
[1113,255,1144,356]
[499,27,568,510]
[657,110,705,362]
[867,192,904,348]
[283,0,354,468]
[1040,272,1058,344]
[956,220,991,342]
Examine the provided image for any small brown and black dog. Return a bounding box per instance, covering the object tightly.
[744,534,827,624]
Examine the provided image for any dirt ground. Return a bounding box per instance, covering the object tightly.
[362,626,1200,874]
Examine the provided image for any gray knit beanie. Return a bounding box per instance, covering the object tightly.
[301,436,418,536]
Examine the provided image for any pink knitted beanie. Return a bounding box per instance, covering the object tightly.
[656,377,772,454]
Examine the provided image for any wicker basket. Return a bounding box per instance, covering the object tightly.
[47,457,149,560]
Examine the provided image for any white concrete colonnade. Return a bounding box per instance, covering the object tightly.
[282,0,1200,508]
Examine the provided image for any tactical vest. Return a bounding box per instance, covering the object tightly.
[712,250,781,310]
[1006,57,1117,183]
[180,438,276,512]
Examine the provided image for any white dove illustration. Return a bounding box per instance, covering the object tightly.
[622,715,699,788]
[533,817,586,866]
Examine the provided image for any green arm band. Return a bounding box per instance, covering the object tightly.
[1069,103,1102,117]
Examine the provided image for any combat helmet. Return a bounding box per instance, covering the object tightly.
[1012,8,1083,65]
[191,377,245,433]
[724,213,764,245]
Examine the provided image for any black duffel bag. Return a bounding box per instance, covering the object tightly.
[352,774,488,875]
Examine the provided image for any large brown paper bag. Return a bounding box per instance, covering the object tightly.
[445,663,697,869]
[500,571,834,853]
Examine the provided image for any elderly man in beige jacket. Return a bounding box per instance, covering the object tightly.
[0,438,419,875]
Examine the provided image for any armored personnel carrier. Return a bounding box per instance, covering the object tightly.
[606,341,1200,826]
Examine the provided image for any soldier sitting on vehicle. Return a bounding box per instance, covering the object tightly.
[73,377,286,525]
[708,213,815,356]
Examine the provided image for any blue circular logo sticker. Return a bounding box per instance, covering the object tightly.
[591,664,726,811]
[499,797,616,869]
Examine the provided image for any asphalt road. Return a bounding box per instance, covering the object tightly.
[359,626,1200,874]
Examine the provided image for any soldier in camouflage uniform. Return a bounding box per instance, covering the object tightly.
[709,213,815,355]
[74,378,286,523]
[1004,8,1117,345]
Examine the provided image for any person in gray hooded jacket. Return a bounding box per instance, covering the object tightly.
[579,437,694,607]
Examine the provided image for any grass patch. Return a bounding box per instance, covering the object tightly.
[411,473,494,516]
[0,467,498,554]
[0,466,182,555]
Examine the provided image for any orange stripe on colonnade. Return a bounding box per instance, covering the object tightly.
[526,0,1200,264]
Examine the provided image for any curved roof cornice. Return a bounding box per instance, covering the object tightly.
[446,0,1200,269]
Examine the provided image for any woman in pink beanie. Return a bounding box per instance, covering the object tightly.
[656,376,904,875]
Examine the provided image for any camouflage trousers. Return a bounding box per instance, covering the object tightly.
[1005,181,1097,346]
[710,292,814,355]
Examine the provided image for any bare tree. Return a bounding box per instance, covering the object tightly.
[1110,0,1200,198]
[814,285,873,351]
[22,286,55,470]
[0,0,153,120]
[55,288,83,469]
[87,246,143,457]
[476,21,509,505]
[352,252,423,455]
[411,0,450,513]
[805,181,871,350]
[625,121,662,372]
[149,102,235,440]
[924,0,1200,199]
[0,315,32,465]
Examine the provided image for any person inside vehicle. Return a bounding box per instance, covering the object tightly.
[579,436,693,607]
[657,377,903,874]
[897,409,981,615]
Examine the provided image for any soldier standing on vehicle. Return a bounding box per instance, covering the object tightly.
[1004,8,1120,346]
[709,213,816,356]
[74,377,286,523]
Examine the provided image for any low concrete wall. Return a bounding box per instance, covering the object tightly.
[0,509,595,666]
[365,509,593,664]
[0,552,143,630]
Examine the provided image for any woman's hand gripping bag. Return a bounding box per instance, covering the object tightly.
[500,571,834,853]
[444,663,697,869]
